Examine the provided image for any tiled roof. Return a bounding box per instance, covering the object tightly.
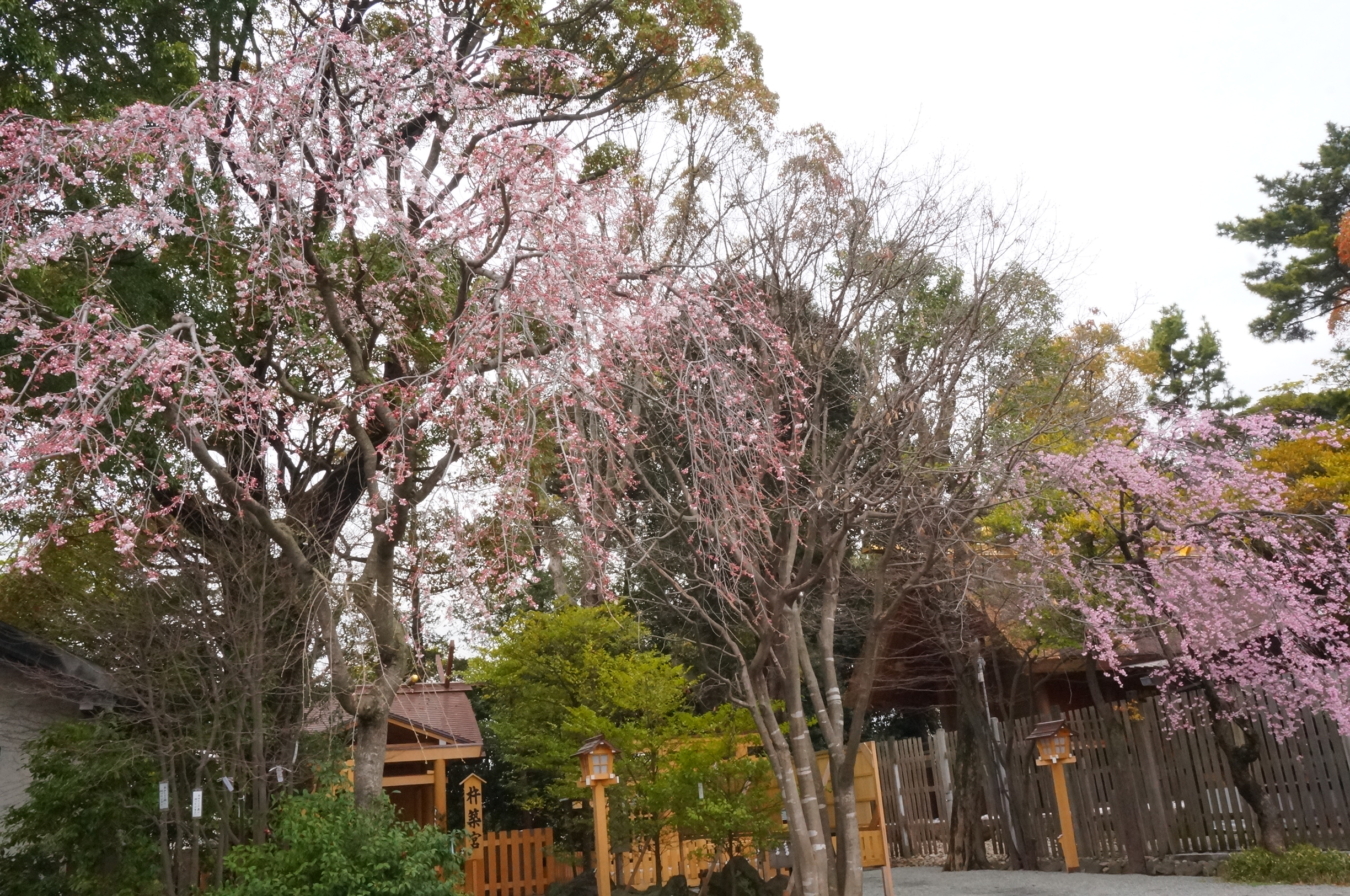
[307,681,482,746]
[0,620,119,704]
[389,682,482,745]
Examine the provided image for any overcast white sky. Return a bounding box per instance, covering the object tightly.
[736,0,1349,399]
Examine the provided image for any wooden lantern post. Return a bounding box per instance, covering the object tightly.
[575,735,620,896]
[1028,720,1079,872]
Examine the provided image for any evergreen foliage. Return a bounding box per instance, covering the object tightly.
[468,605,692,817]
[1219,122,1350,341]
[468,605,781,867]
[1144,304,1247,411]
[217,783,463,896]
[0,717,161,896]
[0,0,233,119]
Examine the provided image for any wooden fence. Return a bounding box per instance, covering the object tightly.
[873,694,1350,866]
[466,829,775,896]
[874,733,951,860]
[617,835,774,890]
[467,695,1350,892]
[467,828,577,896]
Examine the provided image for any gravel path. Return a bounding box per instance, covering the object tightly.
[861,866,1347,896]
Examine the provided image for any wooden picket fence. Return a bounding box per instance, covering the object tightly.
[873,693,1350,866]
[1006,693,1350,861]
[465,829,774,896]
[467,828,577,896]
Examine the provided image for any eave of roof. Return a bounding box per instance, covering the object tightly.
[0,620,119,697]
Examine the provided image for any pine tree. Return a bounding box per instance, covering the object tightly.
[1218,123,1350,341]
[1146,305,1249,411]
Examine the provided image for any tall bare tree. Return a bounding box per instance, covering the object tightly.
[615,130,1102,894]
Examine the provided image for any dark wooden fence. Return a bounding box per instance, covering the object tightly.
[874,694,1350,865]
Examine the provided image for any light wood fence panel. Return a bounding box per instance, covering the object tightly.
[470,828,575,896]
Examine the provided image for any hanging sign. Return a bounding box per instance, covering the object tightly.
[159,781,169,811]
[191,789,203,819]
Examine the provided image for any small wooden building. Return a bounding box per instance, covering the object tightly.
[381,682,484,826]
[311,680,484,827]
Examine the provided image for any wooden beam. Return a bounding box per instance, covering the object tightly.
[868,741,896,896]
[384,743,482,761]
[383,773,435,788]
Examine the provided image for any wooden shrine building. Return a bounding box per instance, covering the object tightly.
[379,681,484,826]
[311,680,484,827]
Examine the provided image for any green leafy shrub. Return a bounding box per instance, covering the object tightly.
[0,716,161,896]
[1221,843,1350,885]
[216,783,464,896]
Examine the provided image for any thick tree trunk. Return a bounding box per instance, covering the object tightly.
[352,706,392,809]
[743,632,832,896]
[979,727,1028,870]
[250,678,269,843]
[999,739,1039,871]
[1084,661,1147,873]
[1202,683,1284,853]
[945,658,990,871]
[803,749,840,896]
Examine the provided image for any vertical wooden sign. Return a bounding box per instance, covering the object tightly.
[462,773,485,854]
[461,773,485,895]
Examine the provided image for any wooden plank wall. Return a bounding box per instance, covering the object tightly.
[874,694,1350,865]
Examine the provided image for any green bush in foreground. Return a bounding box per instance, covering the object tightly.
[218,783,463,896]
[0,717,160,896]
[1221,843,1350,885]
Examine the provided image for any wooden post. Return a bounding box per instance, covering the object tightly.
[1049,763,1080,872]
[866,742,896,896]
[932,729,953,821]
[592,782,612,896]
[433,759,448,830]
